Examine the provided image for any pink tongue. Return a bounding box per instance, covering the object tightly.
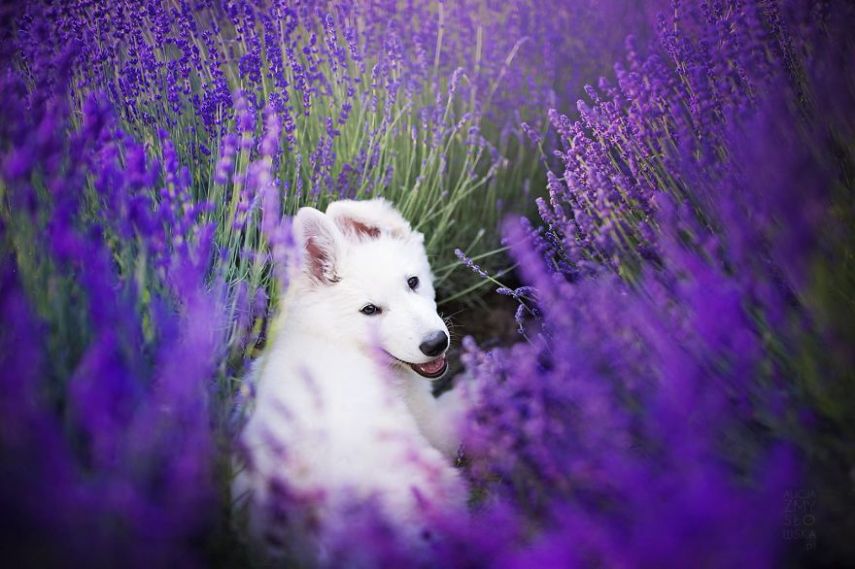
[415,356,445,375]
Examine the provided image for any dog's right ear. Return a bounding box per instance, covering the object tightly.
[292,207,342,285]
[326,198,414,241]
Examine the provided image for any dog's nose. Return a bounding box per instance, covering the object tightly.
[419,331,449,357]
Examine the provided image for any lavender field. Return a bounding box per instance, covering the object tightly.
[2,0,854,567]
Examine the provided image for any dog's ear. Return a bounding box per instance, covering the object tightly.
[326,198,414,240]
[292,207,342,284]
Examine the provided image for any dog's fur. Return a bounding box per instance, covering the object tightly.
[235,199,467,556]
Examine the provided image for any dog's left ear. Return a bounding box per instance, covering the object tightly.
[326,198,418,241]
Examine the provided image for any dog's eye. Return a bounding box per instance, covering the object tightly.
[407,276,419,290]
[360,304,381,316]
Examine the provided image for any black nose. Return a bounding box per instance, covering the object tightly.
[419,331,449,357]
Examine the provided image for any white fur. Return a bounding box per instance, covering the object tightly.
[235,199,466,557]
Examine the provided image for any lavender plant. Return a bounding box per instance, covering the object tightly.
[7,0,663,313]
[0,55,225,565]
[2,0,854,566]
[453,0,855,565]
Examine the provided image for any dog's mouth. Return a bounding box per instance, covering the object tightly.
[407,355,448,379]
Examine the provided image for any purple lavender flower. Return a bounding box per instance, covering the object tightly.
[454,248,490,279]
[1,60,224,565]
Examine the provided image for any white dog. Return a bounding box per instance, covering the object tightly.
[235,199,467,558]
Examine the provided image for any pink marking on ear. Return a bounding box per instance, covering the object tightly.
[341,218,381,239]
[305,237,328,280]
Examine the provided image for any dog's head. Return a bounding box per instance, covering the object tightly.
[291,198,450,379]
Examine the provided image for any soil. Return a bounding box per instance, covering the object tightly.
[433,291,522,395]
